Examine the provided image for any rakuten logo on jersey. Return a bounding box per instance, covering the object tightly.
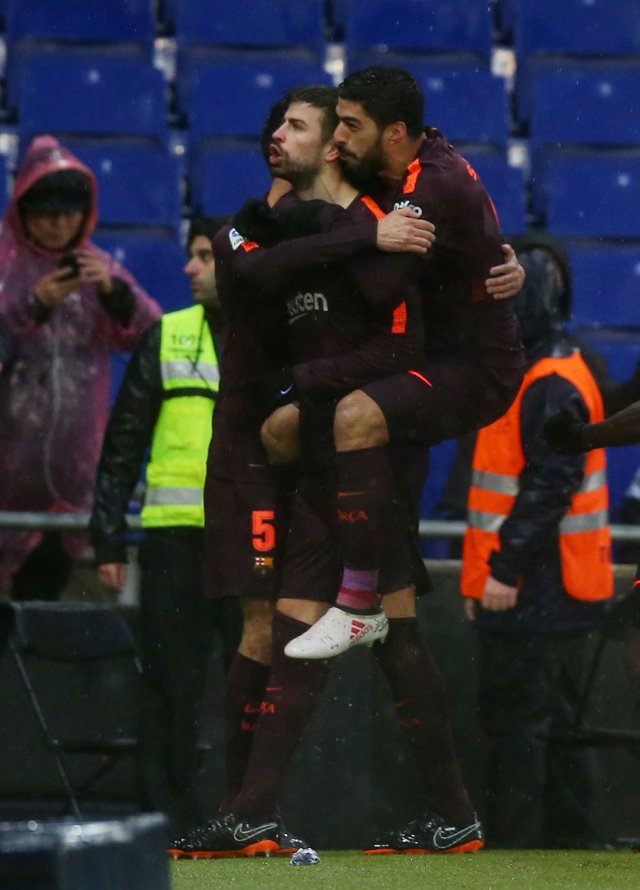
[393,200,423,217]
[286,291,328,324]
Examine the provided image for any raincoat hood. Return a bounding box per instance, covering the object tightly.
[7,135,98,256]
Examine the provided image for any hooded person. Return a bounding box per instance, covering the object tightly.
[0,135,161,597]
[460,232,614,849]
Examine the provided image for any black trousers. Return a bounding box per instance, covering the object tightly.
[477,631,599,849]
[137,527,241,834]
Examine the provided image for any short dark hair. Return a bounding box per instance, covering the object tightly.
[287,85,339,144]
[187,216,227,251]
[338,66,424,139]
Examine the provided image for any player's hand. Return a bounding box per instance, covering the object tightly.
[76,250,113,295]
[33,266,82,307]
[543,407,587,454]
[481,575,518,611]
[97,563,127,591]
[376,208,435,254]
[485,244,525,299]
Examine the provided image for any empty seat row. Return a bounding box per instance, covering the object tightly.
[12,55,640,237]
[12,51,512,145]
[6,0,493,56]
[15,49,640,150]
[534,150,640,237]
[566,242,640,330]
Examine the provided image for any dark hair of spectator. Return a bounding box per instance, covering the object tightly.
[187,217,227,251]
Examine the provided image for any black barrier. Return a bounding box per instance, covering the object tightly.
[1,566,639,849]
[0,814,170,889]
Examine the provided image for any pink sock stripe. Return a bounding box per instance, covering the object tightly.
[337,588,379,610]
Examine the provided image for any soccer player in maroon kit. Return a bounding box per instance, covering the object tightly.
[286,67,525,670]
[171,82,524,858]
[177,91,437,858]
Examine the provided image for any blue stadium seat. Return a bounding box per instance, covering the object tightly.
[530,63,640,148]
[538,151,640,237]
[185,52,330,141]
[515,0,640,57]
[190,141,269,216]
[344,0,493,56]
[17,53,168,148]
[417,64,509,147]
[71,144,183,234]
[567,242,640,329]
[6,0,155,49]
[93,231,192,314]
[174,0,326,52]
[460,149,527,235]
[514,0,640,127]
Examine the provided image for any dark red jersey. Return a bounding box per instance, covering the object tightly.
[370,129,524,371]
[231,193,424,384]
[209,202,380,479]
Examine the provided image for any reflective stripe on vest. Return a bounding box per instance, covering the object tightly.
[141,305,218,529]
[461,351,613,602]
[161,359,220,387]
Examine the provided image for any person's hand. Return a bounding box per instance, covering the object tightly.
[481,575,518,611]
[463,598,477,621]
[485,244,525,299]
[376,207,435,254]
[97,563,127,591]
[543,407,587,454]
[33,266,82,307]
[76,250,113,294]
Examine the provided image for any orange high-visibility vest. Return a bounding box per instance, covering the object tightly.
[461,351,613,602]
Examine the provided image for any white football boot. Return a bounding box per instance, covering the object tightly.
[284,606,389,659]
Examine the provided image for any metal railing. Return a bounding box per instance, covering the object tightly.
[2,511,640,542]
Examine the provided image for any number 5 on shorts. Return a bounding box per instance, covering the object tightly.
[252,510,276,553]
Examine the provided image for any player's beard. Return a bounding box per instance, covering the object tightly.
[276,157,320,192]
[338,136,386,191]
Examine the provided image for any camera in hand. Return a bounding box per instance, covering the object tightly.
[57,253,80,281]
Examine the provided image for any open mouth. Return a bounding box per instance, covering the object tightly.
[268,144,283,165]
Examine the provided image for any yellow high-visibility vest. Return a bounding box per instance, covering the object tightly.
[141,304,219,528]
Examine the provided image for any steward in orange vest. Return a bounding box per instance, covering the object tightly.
[462,257,613,630]
[462,349,613,610]
[460,238,613,849]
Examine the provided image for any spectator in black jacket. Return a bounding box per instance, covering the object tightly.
[89,218,241,835]
[460,236,614,849]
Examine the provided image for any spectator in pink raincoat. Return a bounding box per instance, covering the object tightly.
[0,135,162,598]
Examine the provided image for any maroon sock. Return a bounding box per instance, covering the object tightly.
[336,447,394,611]
[231,611,330,819]
[223,652,270,806]
[374,618,474,824]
